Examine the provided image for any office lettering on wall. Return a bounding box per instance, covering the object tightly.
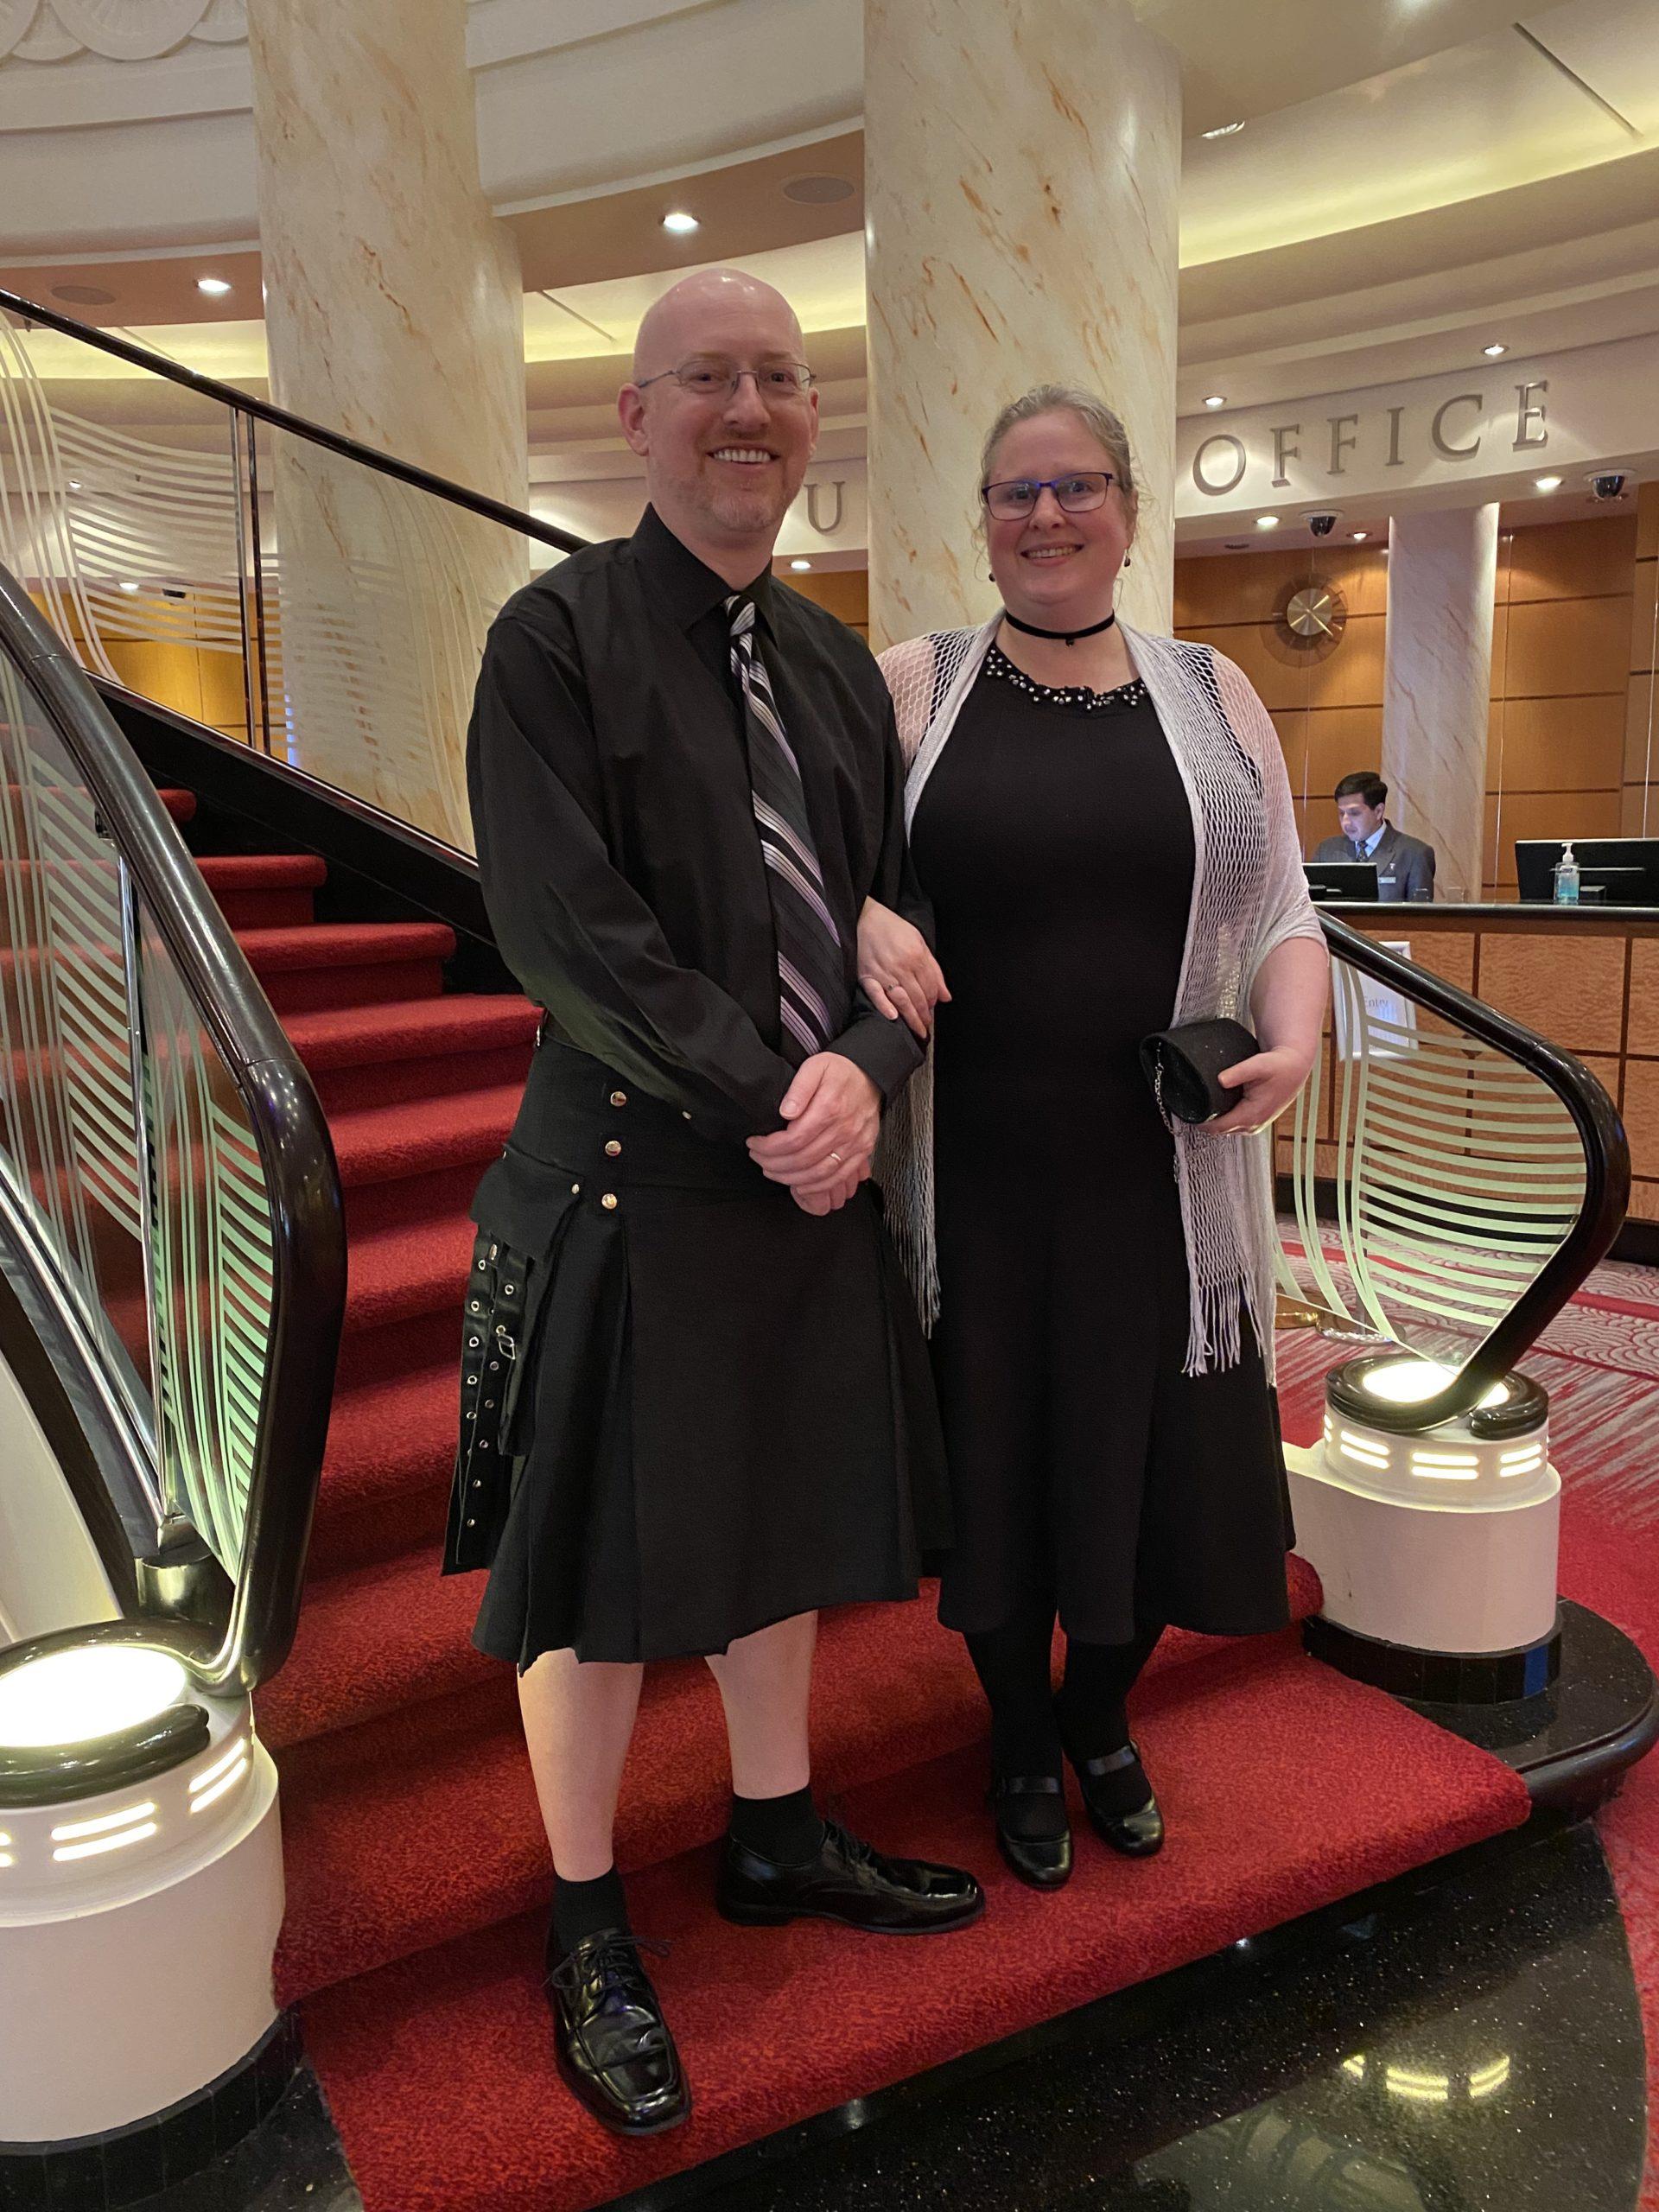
[805,480,846,534]
[1192,381,1549,497]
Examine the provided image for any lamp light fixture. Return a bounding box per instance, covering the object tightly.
[790,558,811,571]
[196,276,232,297]
[1535,474,1563,492]
[1482,342,1508,358]
[0,1645,188,1749]
[1204,394,1226,410]
[661,211,700,234]
[1351,530,1370,541]
[1255,514,1281,530]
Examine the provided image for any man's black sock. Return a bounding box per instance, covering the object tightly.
[728,1783,825,1866]
[549,1865,631,1967]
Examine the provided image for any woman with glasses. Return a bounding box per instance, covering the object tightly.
[859,386,1328,1891]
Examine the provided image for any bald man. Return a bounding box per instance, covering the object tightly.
[450,270,979,2137]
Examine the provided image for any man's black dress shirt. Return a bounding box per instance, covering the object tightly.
[467,505,930,1143]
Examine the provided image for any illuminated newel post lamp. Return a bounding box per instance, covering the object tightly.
[0,1621,285,2159]
[1294,1351,1560,1699]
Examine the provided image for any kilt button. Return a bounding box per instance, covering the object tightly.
[609,1090,627,1108]
[601,1192,620,1211]
[605,1140,621,1158]
[571,1182,582,1195]
[682,1110,691,1121]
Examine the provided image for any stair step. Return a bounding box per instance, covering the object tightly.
[283,996,538,1072]
[344,1211,476,1335]
[283,995,538,1113]
[259,1544,498,1751]
[297,1633,1531,2212]
[197,854,329,892]
[312,1357,458,1564]
[273,1563,1323,2005]
[157,788,196,823]
[236,920,454,1014]
[327,1084,519,1189]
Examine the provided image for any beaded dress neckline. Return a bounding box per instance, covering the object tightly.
[982,641,1150,715]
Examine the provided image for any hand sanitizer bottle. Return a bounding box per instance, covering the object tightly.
[1554,841,1581,904]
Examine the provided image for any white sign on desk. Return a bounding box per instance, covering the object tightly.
[1335,941,1417,1060]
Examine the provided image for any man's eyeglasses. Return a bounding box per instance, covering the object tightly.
[980,472,1115,521]
[636,357,817,402]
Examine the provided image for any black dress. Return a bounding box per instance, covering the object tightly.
[908,646,1293,1645]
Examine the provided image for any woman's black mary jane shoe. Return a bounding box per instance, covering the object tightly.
[988,1774,1074,1890]
[1071,1740,1165,1859]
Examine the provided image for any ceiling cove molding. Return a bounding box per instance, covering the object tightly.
[0,0,245,65]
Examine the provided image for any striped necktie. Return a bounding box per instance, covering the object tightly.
[726,594,849,1064]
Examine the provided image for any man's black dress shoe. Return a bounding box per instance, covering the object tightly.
[1069,1740,1165,1858]
[546,1929,690,2135]
[988,1775,1073,1890]
[716,1818,984,1933]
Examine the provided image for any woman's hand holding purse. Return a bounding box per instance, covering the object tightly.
[1206,1044,1318,1135]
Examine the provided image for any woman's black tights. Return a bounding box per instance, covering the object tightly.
[964,1602,1164,1836]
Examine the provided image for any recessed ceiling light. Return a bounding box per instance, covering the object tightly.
[1482,342,1508,358]
[1204,394,1226,410]
[1256,515,1281,530]
[1535,475,1562,492]
[1202,120,1246,138]
[196,276,232,297]
[118,581,141,594]
[661,210,699,234]
[790,558,811,571]
[1351,530,1370,541]
[67,479,82,491]
[50,283,115,307]
[783,175,855,205]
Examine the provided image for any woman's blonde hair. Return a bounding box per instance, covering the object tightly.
[978,385,1139,514]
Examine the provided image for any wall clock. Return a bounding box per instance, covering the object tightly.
[1279,580,1349,651]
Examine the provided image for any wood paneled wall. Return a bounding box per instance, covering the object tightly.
[783,565,868,638]
[1173,511,1644,892]
[1624,482,1659,840]
[1485,514,1637,891]
[1173,544,1388,857]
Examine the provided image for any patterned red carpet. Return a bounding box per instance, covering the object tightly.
[169,810,1579,2211]
[1274,1251,1659,2209]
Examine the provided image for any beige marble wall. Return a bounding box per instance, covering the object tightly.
[1381,504,1499,901]
[863,0,1180,652]
[247,0,528,847]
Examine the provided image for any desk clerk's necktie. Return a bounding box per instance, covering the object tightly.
[727,594,849,1063]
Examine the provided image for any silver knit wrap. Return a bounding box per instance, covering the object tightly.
[876,618,1326,1380]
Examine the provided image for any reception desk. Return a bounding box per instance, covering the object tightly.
[1288,901,1659,1233]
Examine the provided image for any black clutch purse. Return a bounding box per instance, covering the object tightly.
[1139,1017,1260,1126]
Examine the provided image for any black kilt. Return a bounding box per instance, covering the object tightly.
[443,1038,950,1665]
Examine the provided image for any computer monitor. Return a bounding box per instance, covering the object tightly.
[1515,839,1659,906]
[1304,860,1380,901]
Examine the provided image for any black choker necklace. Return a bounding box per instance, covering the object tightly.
[1001,608,1116,648]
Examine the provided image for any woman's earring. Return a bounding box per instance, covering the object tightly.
[1123,551,1133,568]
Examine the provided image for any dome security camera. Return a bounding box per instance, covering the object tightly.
[1588,471,1628,501]
[1306,512,1340,537]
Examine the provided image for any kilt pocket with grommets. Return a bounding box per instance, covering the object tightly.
[442,1147,581,1574]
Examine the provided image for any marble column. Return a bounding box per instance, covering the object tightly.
[1381,505,1499,902]
[864,0,1181,651]
[247,0,528,846]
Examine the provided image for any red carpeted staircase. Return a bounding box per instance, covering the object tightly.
[161,788,1535,2212]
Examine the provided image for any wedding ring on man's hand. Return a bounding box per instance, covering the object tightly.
[830,1151,843,1165]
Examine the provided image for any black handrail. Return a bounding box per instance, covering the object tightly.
[0,285,585,559]
[0,563,347,1699]
[1317,913,1629,1432]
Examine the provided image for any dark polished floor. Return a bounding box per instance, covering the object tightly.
[137,1812,1645,2212]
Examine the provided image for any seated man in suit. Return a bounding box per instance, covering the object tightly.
[1313,771,1436,902]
